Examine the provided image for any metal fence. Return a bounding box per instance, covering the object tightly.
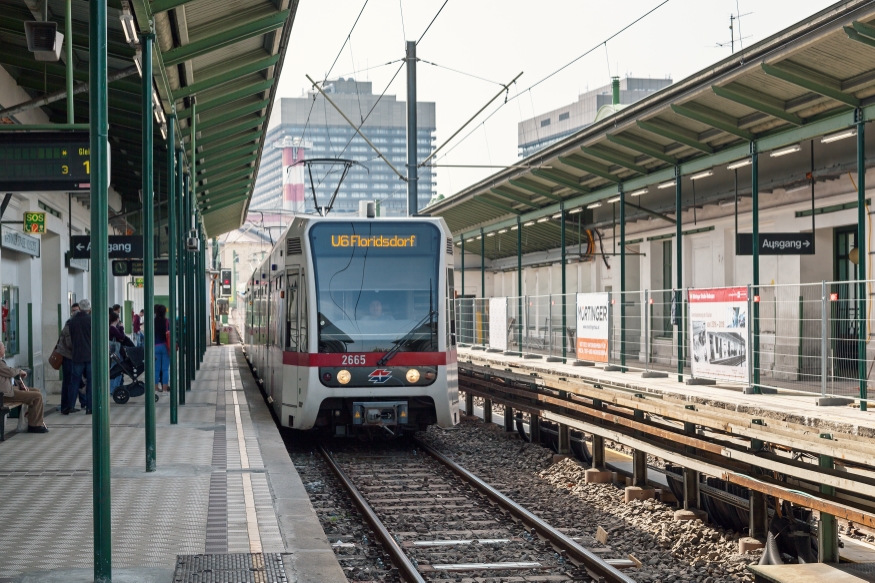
[455,280,875,400]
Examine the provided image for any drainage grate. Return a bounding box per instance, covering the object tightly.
[173,553,290,582]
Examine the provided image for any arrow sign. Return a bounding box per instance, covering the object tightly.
[736,232,815,256]
[71,235,144,259]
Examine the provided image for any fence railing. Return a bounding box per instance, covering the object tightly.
[454,280,875,400]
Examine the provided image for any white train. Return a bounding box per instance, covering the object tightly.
[243,215,459,434]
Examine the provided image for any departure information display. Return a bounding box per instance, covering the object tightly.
[0,131,96,191]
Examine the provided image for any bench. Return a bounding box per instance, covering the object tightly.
[0,393,22,441]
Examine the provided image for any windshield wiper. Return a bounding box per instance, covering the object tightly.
[377,310,437,366]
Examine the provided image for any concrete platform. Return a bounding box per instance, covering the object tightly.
[0,342,345,583]
[748,563,875,583]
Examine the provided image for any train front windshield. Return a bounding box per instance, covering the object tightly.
[309,221,441,354]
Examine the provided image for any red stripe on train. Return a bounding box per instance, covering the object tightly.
[282,351,455,367]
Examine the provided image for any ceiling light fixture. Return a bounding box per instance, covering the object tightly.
[657,180,676,189]
[466,238,474,242]
[629,188,648,197]
[133,50,142,78]
[486,232,495,237]
[821,128,856,144]
[568,207,583,214]
[498,228,508,234]
[726,158,752,170]
[607,196,621,203]
[536,217,549,223]
[119,10,139,45]
[690,169,713,181]
[523,221,535,227]
[552,212,562,219]
[476,235,482,240]
[511,225,519,230]
[587,202,602,209]
[770,144,801,158]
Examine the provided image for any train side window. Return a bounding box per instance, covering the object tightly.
[286,270,299,351]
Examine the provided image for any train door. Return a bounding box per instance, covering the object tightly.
[270,274,286,402]
[285,268,300,425]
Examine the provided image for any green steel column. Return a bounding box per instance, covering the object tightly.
[621,188,626,371]
[460,237,464,298]
[560,203,566,363]
[168,118,178,423]
[819,433,839,562]
[480,229,485,302]
[183,172,192,390]
[517,216,522,352]
[89,0,112,579]
[65,0,73,123]
[178,154,187,402]
[142,33,156,472]
[752,142,760,392]
[232,250,237,307]
[187,196,196,382]
[858,111,867,411]
[676,167,683,382]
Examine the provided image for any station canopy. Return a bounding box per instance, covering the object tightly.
[425,0,875,260]
[0,0,297,237]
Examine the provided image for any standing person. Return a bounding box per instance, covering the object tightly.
[112,304,123,333]
[154,304,170,393]
[68,298,93,414]
[0,341,47,433]
[132,308,142,346]
[56,303,80,414]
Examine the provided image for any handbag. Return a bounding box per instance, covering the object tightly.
[48,348,64,371]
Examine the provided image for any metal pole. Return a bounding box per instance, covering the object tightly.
[187,181,196,383]
[675,167,683,382]
[645,289,650,373]
[822,280,828,398]
[142,33,156,472]
[621,187,626,371]
[65,0,73,123]
[180,171,189,396]
[406,40,418,216]
[460,237,464,299]
[857,110,867,411]
[480,229,485,302]
[89,0,112,579]
[560,204,566,363]
[752,142,760,392]
[517,216,522,352]
[168,121,178,423]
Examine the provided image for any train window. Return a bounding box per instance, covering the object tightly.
[286,270,299,351]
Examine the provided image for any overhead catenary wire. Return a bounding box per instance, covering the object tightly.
[417,59,506,86]
[417,0,449,44]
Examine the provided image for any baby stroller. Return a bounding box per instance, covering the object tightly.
[110,345,156,404]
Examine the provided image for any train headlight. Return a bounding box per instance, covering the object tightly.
[337,370,351,385]
[406,368,421,383]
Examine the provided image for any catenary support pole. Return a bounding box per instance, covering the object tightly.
[406,40,418,216]
[560,204,567,363]
[858,111,867,412]
[480,229,485,303]
[621,188,626,371]
[168,120,178,423]
[518,217,522,352]
[752,142,760,392]
[89,0,112,579]
[142,33,156,472]
[675,167,683,382]
[65,0,73,123]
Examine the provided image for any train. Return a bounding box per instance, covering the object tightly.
[243,214,459,435]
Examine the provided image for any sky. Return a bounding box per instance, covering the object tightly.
[273,0,839,201]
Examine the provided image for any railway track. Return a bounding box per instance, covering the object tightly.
[318,438,637,583]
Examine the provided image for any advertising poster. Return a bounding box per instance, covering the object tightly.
[688,287,749,382]
[576,292,610,362]
[488,297,507,351]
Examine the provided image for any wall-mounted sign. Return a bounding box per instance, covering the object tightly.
[575,292,610,363]
[23,211,45,234]
[736,232,814,255]
[132,277,144,289]
[1,226,40,257]
[688,287,749,383]
[66,254,89,271]
[0,131,104,191]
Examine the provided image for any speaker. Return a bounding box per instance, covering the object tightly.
[24,22,63,62]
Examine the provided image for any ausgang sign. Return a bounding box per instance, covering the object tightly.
[70,235,143,259]
[736,233,814,256]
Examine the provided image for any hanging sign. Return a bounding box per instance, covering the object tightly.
[575,292,610,363]
[736,233,814,255]
[0,131,107,191]
[112,259,169,276]
[23,211,46,234]
[488,297,507,351]
[70,235,144,259]
[688,287,749,383]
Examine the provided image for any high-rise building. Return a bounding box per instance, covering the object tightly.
[251,78,436,216]
[518,76,672,157]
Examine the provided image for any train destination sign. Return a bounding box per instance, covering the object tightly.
[0,131,99,191]
[112,259,169,277]
[70,235,143,259]
[736,232,814,256]
[330,234,417,248]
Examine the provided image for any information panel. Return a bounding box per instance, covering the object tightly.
[575,292,610,363]
[688,287,749,383]
[112,259,168,277]
[0,131,96,191]
[488,297,507,351]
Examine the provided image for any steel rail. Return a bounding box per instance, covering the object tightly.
[414,438,638,583]
[317,444,427,583]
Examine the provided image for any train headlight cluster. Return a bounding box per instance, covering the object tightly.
[406,368,420,383]
[337,370,352,384]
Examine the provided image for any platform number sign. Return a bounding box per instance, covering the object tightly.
[220,269,232,297]
[23,212,45,234]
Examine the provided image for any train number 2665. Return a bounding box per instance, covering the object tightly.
[341,354,367,365]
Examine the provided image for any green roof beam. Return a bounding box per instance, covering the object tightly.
[199,166,254,186]
[670,103,754,140]
[199,155,260,182]
[199,145,259,171]
[198,117,265,147]
[531,168,591,193]
[472,195,521,215]
[761,62,860,107]
[173,55,280,101]
[489,186,539,208]
[580,145,649,174]
[163,11,290,67]
[178,79,275,120]
[198,186,252,205]
[197,130,264,161]
[509,178,563,202]
[712,84,803,125]
[200,180,253,200]
[636,119,714,154]
[200,194,250,213]
[845,24,875,49]
[180,100,269,138]
[606,133,678,164]
[150,0,198,14]
[557,154,621,182]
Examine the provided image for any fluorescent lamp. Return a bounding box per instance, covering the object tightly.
[822,128,856,144]
[476,235,482,240]
[770,144,801,158]
[160,125,167,140]
[523,221,535,227]
[511,225,519,230]
[486,232,495,237]
[120,13,138,44]
[466,238,474,242]
[568,207,583,214]
[726,158,751,170]
[498,228,508,234]
[587,202,602,209]
[133,51,142,78]
[607,196,621,203]
[552,212,562,219]
[657,180,676,189]
[456,241,461,245]
[690,169,713,181]
[629,188,648,197]
[536,217,549,223]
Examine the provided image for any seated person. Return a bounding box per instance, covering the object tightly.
[363,299,393,321]
[0,341,47,433]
